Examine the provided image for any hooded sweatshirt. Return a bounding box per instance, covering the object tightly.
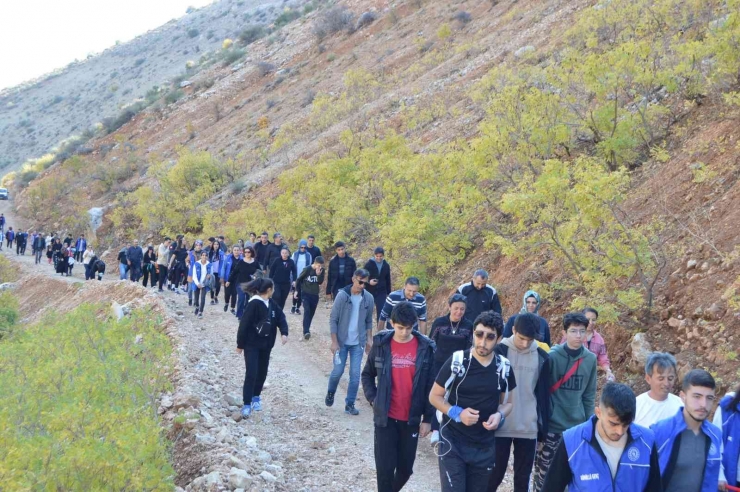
[496,336,541,439]
[548,343,597,434]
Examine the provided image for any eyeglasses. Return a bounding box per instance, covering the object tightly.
[474,331,497,341]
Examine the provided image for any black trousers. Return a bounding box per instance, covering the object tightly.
[129,265,142,282]
[224,282,237,309]
[193,286,207,314]
[373,292,387,321]
[158,265,168,289]
[301,294,319,334]
[489,437,537,492]
[142,265,156,287]
[375,419,420,492]
[210,273,221,299]
[439,432,496,492]
[242,347,272,405]
[291,287,302,309]
[273,282,290,310]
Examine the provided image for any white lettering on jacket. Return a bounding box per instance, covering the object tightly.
[580,473,599,481]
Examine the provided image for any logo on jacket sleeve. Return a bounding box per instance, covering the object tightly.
[709,443,718,456]
[627,447,640,462]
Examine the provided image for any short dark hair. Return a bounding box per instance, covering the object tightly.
[405,277,420,287]
[514,313,539,339]
[334,241,346,249]
[374,246,385,255]
[354,268,369,279]
[472,311,504,338]
[563,312,590,331]
[249,232,256,236]
[583,307,599,319]
[600,382,636,425]
[390,301,418,327]
[261,231,268,236]
[448,293,467,306]
[314,256,325,264]
[308,235,315,239]
[164,237,171,241]
[682,369,716,392]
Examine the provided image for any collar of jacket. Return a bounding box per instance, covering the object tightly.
[373,328,434,349]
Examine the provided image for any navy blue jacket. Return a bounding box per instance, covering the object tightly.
[543,415,662,492]
[719,394,740,486]
[651,407,722,492]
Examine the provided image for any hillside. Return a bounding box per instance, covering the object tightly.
[4,0,740,405]
[0,0,304,173]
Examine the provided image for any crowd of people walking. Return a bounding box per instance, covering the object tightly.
[2,213,738,492]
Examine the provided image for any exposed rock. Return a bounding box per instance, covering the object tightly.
[260,470,277,482]
[667,317,681,329]
[687,259,698,270]
[515,45,535,58]
[0,282,17,291]
[88,207,105,232]
[356,11,378,30]
[173,393,200,410]
[706,303,724,320]
[204,470,221,488]
[256,450,272,463]
[693,307,704,319]
[228,455,248,471]
[630,333,652,370]
[229,468,252,489]
[224,393,241,406]
[180,80,193,88]
[231,411,243,422]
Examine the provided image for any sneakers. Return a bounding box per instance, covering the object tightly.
[188,299,193,306]
[303,333,311,341]
[295,308,301,315]
[230,309,237,316]
[210,300,215,305]
[241,405,252,418]
[430,430,440,446]
[198,313,203,319]
[251,396,262,411]
[325,391,335,407]
[290,306,296,314]
[344,404,359,416]
[223,304,228,312]
[214,297,219,304]
[194,308,199,315]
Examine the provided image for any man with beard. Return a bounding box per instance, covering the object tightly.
[429,311,516,492]
[652,369,722,492]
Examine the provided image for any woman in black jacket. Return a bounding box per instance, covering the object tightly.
[236,278,289,418]
[229,246,260,318]
[142,245,157,288]
[268,248,296,311]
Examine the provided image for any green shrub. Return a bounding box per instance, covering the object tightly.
[275,8,301,28]
[238,24,265,44]
[0,291,18,339]
[0,304,174,489]
[164,89,184,105]
[222,48,247,66]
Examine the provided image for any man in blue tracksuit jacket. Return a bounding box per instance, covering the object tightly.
[543,382,662,492]
[717,389,740,489]
[220,245,242,314]
[651,369,722,492]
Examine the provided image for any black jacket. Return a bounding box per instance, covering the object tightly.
[457,282,502,322]
[326,254,357,295]
[254,241,271,266]
[237,297,289,350]
[265,242,289,269]
[361,330,437,428]
[495,342,551,441]
[229,259,260,287]
[306,245,322,262]
[363,259,392,297]
[269,257,297,284]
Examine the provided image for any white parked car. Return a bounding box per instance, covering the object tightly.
[0,188,8,200]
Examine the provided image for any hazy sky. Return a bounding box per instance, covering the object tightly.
[0,0,215,91]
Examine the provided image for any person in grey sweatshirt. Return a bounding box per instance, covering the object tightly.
[491,313,551,492]
[325,268,374,416]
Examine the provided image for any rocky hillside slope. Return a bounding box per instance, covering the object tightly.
[0,0,302,172]
[6,0,740,398]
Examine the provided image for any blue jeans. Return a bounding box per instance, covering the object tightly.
[119,263,127,280]
[327,343,363,406]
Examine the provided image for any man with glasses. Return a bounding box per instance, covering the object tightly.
[532,312,597,492]
[378,277,428,334]
[325,269,375,415]
[429,311,515,492]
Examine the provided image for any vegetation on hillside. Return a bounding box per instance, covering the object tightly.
[0,304,174,489]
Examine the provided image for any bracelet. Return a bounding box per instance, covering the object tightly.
[447,405,463,423]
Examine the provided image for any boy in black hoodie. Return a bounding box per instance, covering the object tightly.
[362,301,436,492]
[295,256,325,337]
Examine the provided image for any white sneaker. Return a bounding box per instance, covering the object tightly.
[430,430,440,446]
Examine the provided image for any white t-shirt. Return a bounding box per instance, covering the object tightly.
[595,428,628,479]
[635,392,683,428]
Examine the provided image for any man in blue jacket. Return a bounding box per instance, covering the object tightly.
[651,369,722,492]
[75,234,87,262]
[542,382,662,492]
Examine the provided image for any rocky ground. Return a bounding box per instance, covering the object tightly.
[2,200,521,491]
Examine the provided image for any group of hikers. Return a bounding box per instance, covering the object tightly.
[3,214,738,492]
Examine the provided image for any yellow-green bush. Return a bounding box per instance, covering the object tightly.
[0,304,174,489]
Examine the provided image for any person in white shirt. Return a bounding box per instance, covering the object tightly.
[634,352,683,427]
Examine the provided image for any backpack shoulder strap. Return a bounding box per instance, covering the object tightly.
[496,354,512,404]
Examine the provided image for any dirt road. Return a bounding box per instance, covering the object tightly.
[0,199,448,491]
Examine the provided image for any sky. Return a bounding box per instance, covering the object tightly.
[0,0,216,91]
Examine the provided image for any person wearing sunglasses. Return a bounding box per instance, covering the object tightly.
[532,312,597,492]
[228,246,260,318]
[325,269,375,416]
[429,311,516,492]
